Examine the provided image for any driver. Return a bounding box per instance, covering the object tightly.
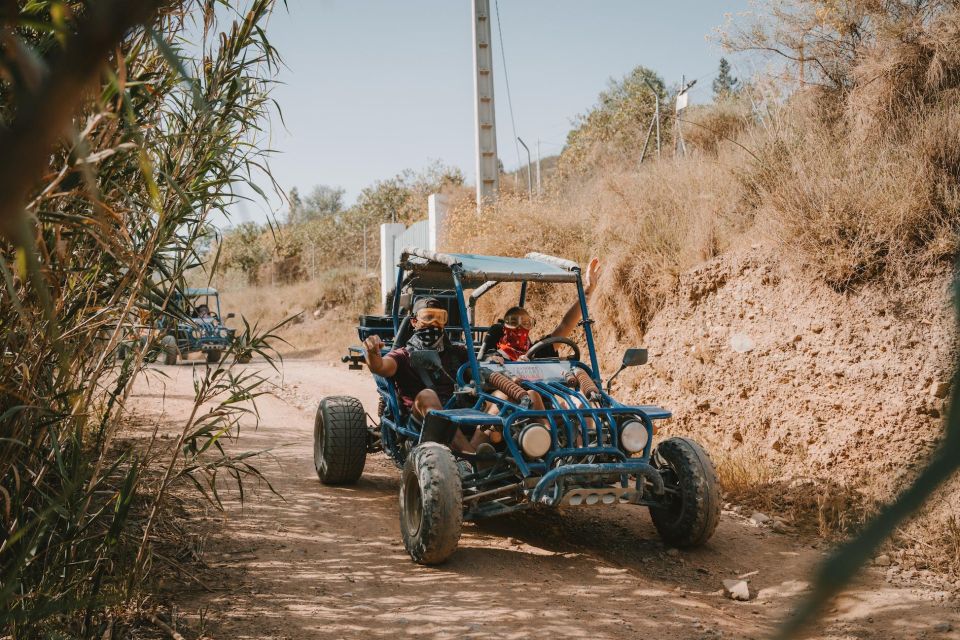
[480,257,600,362]
[363,297,487,453]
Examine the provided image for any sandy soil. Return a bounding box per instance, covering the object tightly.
[129,357,959,640]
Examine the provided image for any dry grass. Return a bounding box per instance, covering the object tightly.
[717,449,874,537]
[446,144,753,353]
[216,267,380,356]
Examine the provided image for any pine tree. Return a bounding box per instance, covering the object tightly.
[712,58,739,99]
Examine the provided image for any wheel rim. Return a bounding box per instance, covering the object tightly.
[315,413,327,475]
[402,470,423,537]
[655,453,685,525]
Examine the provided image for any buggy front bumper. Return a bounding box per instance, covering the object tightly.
[529,460,664,505]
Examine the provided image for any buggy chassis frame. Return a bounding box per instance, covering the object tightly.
[351,249,674,520]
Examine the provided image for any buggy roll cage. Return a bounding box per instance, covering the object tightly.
[392,248,604,390]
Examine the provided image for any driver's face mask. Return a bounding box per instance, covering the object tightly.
[412,324,445,350]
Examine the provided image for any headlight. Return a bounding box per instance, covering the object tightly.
[518,424,551,459]
[620,420,649,453]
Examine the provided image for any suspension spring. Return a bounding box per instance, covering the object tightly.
[487,371,528,404]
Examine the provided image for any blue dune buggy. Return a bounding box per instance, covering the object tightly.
[158,287,237,365]
[315,249,720,564]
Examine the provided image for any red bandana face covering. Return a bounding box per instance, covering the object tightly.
[498,326,531,361]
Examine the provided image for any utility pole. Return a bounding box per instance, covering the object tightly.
[675,76,696,157]
[472,0,498,212]
[536,138,542,197]
[517,137,532,200]
[640,79,661,163]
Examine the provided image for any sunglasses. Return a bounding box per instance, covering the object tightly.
[503,314,533,329]
[415,308,448,325]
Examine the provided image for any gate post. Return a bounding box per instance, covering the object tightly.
[380,222,406,306]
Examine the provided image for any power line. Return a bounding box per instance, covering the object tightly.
[494,0,522,175]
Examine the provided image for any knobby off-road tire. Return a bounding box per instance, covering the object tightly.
[206,350,222,364]
[400,443,462,565]
[314,396,367,485]
[649,437,721,548]
[161,336,178,365]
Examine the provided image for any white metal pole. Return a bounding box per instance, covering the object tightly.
[517,137,532,200]
[536,138,542,197]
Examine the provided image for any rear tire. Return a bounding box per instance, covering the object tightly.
[161,336,178,366]
[400,443,462,565]
[206,350,222,364]
[649,437,721,548]
[314,396,367,484]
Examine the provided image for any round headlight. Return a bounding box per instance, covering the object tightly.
[620,420,649,453]
[519,424,552,459]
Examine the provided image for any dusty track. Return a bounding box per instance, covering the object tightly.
[130,358,959,640]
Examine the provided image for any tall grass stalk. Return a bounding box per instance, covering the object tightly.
[0,1,283,635]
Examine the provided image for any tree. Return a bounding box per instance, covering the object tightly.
[563,65,668,171]
[304,185,345,218]
[221,222,268,285]
[712,58,740,99]
[287,184,345,225]
[287,186,303,224]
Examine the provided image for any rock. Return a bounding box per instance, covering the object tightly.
[723,579,750,601]
[874,554,891,567]
[934,622,953,633]
[792,334,803,342]
[730,333,755,353]
[750,512,771,526]
[771,520,793,534]
[811,322,825,334]
[313,309,323,319]
[930,381,950,399]
[666,547,680,557]
[696,399,712,411]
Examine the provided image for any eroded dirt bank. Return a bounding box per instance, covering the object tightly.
[619,248,955,496]
[130,358,958,640]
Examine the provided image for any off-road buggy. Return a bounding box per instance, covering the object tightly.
[315,249,720,564]
[158,287,237,365]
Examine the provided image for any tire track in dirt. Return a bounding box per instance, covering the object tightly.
[130,358,958,640]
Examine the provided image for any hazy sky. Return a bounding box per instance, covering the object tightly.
[235,0,752,223]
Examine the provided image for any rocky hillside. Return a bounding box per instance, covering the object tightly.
[615,247,956,542]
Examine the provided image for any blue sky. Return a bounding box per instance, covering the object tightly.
[234,0,751,223]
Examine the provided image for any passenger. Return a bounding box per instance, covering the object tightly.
[480,257,601,362]
[479,258,602,444]
[363,297,487,453]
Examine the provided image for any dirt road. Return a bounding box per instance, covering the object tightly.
[131,358,958,640]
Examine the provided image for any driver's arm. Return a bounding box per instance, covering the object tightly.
[364,335,398,377]
[549,257,600,339]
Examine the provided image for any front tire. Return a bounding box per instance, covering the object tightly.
[314,396,367,484]
[400,443,462,565]
[206,349,222,364]
[649,437,721,548]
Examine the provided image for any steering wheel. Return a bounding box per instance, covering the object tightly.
[525,336,580,361]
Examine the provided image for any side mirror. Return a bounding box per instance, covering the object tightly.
[606,347,649,394]
[622,348,648,367]
[409,349,443,371]
[226,312,236,319]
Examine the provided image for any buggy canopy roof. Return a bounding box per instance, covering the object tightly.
[399,248,579,288]
[184,287,219,296]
